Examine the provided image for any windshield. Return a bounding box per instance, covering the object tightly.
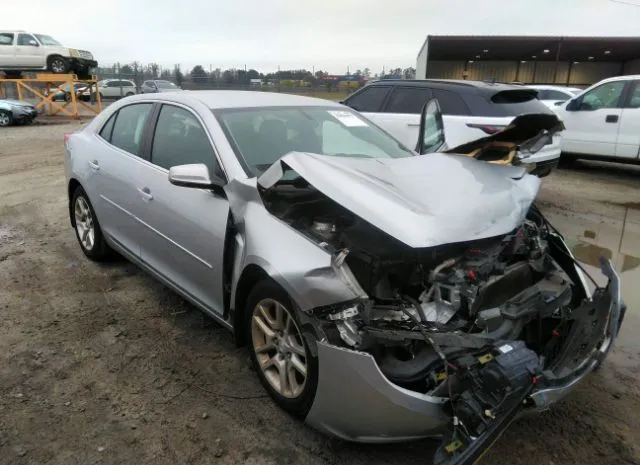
[215,106,414,176]
[34,34,61,46]
[156,81,177,89]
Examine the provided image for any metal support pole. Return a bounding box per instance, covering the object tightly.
[552,39,563,84]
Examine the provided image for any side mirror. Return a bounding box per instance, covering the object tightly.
[28,39,39,46]
[417,98,445,154]
[168,163,226,194]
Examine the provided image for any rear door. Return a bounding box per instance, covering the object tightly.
[89,102,155,257]
[15,33,42,67]
[374,86,433,149]
[615,79,640,159]
[134,102,230,316]
[0,32,15,67]
[556,80,626,157]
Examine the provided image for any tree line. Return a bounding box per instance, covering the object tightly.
[95,62,417,87]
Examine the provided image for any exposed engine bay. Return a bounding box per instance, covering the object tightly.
[260,181,615,461]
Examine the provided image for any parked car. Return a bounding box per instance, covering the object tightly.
[64,91,624,464]
[341,79,562,176]
[0,98,37,126]
[47,82,89,101]
[81,79,137,100]
[141,80,182,93]
[552,75,640,163]
[528,85,583,108]
[0,30,97,78]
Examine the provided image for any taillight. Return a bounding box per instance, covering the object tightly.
[466,123,506,135]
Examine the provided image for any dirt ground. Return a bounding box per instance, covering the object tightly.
[1,122,639,465]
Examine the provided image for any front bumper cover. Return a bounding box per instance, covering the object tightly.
[305,257,623,464]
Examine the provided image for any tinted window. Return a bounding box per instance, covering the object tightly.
[17,34,36,46]
[385,87,432,114]
[151,105,220,175]
[110,104,153,156]
[535,90,548,100]
[546,90,571,101]
[344,86,390,112]
[626,81,640,108]
[464,90,552,117]
[99,113,116,141]
[431,88,470,115]
[582,81,625,110]
[123,81,134,87]
[0,33,14,45]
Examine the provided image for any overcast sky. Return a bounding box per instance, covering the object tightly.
[4,0,640,74]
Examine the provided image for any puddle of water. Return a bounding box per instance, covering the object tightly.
[583,229,597,239]
[567,239,640,273]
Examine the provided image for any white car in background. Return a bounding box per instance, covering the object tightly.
[342,79,562,176]
[81,79,137,100]
[528,85,583,109]
[553,75,640,163]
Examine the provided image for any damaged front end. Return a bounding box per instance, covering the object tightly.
[256,154,622,464]
[446,113,565,168]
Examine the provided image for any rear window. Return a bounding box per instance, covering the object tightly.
[464,89,552,117]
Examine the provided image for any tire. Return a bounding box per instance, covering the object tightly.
[47,56,69,74]
[245,280,318,419]
[71,186,111,261]
[0,110,12,127]
[3,71,22,79]
[125,92,134,97]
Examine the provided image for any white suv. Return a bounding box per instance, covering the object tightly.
[342,79,562,176]
[0,30,97,78]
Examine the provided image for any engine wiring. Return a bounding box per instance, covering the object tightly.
[531,204,601,288]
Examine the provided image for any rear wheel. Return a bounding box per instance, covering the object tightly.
[245,280,318,418]
[0,110,12,127]
[125,92,134,97]
[71,186,111,261]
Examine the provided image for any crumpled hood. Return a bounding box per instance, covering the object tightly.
[258,152,540,248]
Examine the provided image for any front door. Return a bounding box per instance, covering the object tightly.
[615,79,640,159]
[559,80,626,157]
[90,102,155,257]
[15,33,43,68]
[134,103,229,316]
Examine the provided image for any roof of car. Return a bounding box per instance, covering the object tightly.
[364,79,530,95]
[124,90,345,109]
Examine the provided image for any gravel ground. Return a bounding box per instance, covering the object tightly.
[0,123,639,465]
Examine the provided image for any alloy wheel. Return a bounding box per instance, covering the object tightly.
[251,298,307,398]
[74,196,95,251]
[51,59,66,73]
[0,111,11,126]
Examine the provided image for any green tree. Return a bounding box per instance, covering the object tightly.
[190,65,208,84]
[174,65,184,86]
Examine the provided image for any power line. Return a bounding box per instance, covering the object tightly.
[609,0,640,6]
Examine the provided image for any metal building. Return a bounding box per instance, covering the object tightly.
[416,35,640,87]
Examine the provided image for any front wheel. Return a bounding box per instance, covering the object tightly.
[0,110,12,127]
[245,280,318,419]
[71,186,111,261]
[48,56,69,74]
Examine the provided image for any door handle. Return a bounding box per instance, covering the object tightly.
[408,123,420,127]
[605,114,619,123]
[88,160,100,171]
[137,187,153,201]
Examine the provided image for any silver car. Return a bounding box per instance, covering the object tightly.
[64,91,624,464]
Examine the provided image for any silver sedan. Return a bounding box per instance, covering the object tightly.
[64,91,624,465]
